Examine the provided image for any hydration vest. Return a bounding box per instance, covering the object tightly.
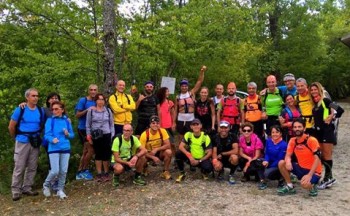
[244,95,262,122]
[220,97,241,125]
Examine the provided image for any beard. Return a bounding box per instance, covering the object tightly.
[294,130,304,137]
[228,92,235,96]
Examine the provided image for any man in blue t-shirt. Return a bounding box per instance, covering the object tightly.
[278,73,297,97]
[8,88,44,201]
[75,84,97,180]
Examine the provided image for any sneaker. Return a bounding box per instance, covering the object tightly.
[309,184,318,197]
[161,171,172,180]
[51,180,59,192]
[202,173,209,180]
[112,174,119,187]
[56,190,67,199]
[95,173,103,182]
[133,175,146,186]
[317,179,328,190]
[102,173,111,182]
[82,170,93,180]
[277,185,296,195]
[22,190,39,196]
[277,180,285,188]
[326,178,337,188]
[258,180,267,190]
[228,175,236,185]
[176,172,186,183]
[12,193,21,201]
[291,173,298,183]
[43,186,51,197]
[75,171,84,180]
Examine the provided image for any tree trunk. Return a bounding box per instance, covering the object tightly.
[102,0,116,95]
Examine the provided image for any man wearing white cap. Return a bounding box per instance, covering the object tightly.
[211,120,239,184]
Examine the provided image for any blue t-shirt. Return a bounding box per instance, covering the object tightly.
[278,85,297,98]
[264,138,287,168]
[11,106,44,143]
[75,97,96,129]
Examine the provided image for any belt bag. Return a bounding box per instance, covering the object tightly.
[91,129,104,140]
[29,135,42,148]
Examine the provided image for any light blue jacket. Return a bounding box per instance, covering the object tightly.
[44,115,74,153]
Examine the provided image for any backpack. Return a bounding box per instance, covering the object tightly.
[329,102,344,118]
[221,97,241,124]
[107,93,131,113]
[146,128,163,143]
[243,96,262,112]
[291,135,321,162]
[16,106,44,135]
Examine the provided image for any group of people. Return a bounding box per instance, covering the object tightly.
[9,66,340,201]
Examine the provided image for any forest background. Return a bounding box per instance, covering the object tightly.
[0,0,349,194]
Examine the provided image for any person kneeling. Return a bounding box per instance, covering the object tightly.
[212,120,239,184]
[111,124,147,187]
[277,118,322,197]
[140,115,172,180]
[175,119,213,182]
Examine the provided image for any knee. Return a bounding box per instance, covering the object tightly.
[278,160,286,169]
[164,149,172,158]
[113,164,124,174]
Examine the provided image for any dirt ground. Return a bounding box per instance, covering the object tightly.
[1,101,349,216]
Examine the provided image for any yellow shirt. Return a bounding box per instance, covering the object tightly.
[296,93,314,129]
[140,128,169,152]
[108,91,136,125]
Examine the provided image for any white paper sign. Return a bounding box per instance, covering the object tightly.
[161,76,176,94]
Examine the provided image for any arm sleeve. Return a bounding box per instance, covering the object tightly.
[75,97,85,112]
[11,107,21,121]
[139,133,147,148]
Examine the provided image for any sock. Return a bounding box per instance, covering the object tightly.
[287,183,293,188]
[323,160,333,179]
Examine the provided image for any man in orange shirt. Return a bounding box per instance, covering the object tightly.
[277,118,322,197]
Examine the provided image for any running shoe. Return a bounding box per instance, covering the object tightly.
[43,186,51,197]
[75,171,84,180]
[317,179,328,190]
[161,171,172,180]
[228,175,236,185]
[309,184,318,197]
[112,174,119,187]
[56,190,67,199]
[258,180,267,190]
[102,173,111,182]
[133,175,147,186]
[277,179,285,188]
[326,178,337,188]
[240,174,250,182]
[176,172,186,183]
[277,185,296,195]
[143,167,150,177]
[82,170,93,180]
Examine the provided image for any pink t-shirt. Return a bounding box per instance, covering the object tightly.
[160,99,174,128]
[239,133,264,158]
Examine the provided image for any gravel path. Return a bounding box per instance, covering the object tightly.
[1,102,350,216]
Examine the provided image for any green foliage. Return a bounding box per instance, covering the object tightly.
[1,0,350,193]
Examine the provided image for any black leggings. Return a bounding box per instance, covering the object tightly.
[175,150,213,174]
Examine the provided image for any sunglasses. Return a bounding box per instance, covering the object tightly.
[242,129,252,133]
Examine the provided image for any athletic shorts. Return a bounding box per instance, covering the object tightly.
[111,159,132,172]
[176,120,191,135]
[291,162,320,184]
[314,124,336,144]
[93,133,112,161]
